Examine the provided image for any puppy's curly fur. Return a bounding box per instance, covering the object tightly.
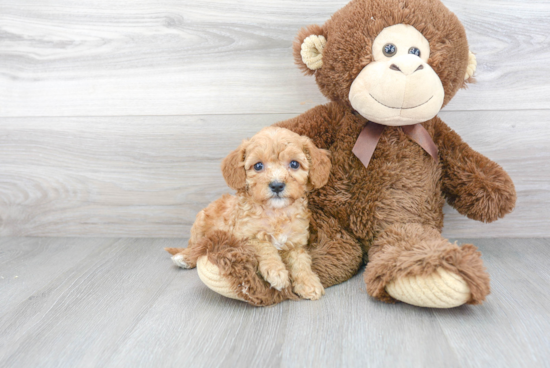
[166,127,332,300]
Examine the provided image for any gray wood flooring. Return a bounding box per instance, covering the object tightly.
[0,237,548,368]
[1,0,549,237]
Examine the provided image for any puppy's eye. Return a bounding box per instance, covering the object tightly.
[383,43,397,57]
[289,161,300,169]
[408,47,421,57]
[253,162,264,172]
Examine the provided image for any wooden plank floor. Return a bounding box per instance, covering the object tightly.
[0,238,548,367]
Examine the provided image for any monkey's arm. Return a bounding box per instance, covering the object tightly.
[432,118,516,223]
[274,103,339,149]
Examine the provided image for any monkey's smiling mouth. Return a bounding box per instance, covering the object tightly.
[370,94,433,110]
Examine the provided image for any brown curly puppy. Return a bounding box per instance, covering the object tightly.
[166,127,331,300]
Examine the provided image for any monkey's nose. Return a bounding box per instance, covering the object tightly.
[390,60,424,76]
[269,182,285,194]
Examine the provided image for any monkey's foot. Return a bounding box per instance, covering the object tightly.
[386,268,470,308]
[194,231,299,306]
[196,256,243,301]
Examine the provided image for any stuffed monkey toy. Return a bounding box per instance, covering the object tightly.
[191,0,516,308]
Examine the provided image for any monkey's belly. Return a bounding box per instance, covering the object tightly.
[368,137,445,229]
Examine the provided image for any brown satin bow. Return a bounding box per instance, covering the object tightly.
[352,121,438,169]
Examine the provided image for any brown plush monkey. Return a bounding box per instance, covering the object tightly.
[190,0,516,308]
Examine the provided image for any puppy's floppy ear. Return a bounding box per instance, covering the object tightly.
[303,138,331,189]
[221,140,247,190]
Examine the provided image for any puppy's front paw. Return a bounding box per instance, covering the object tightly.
[172,253,191,269]
[293,277,325,300]
[264,268,290,291]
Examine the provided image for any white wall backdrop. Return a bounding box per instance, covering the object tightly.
[0,0,548,237]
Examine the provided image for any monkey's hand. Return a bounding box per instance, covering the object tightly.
[434,119,516,223]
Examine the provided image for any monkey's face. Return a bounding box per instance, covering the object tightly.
[348,24,445,126]
[294,0,477,126]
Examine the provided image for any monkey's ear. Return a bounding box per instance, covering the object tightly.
[464,50,477,83]
[303,138,332,189]
[293,24,327,75]
[221,141,247,190]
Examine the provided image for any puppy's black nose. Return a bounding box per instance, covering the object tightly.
[269,181,285,194]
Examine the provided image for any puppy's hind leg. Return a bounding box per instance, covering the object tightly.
[164,246,195,269]
[165,238,209,269]
[166,208,213,269]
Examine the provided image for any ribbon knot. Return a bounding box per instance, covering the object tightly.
[352,121,438,169]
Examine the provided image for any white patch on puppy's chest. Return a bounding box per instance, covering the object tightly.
[251,201,308,251]
[270,233,288,250]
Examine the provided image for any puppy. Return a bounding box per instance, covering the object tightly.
[166,127,331,300]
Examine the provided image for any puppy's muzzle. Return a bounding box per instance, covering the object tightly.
[269,181,285,194]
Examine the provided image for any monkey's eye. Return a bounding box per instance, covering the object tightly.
[253,162,264,172]
[408,47,421,57]
[289,160,300,169]
[383,43,397,57]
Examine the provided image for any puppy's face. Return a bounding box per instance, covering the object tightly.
[222,127,331,209]
[244,129,310,208]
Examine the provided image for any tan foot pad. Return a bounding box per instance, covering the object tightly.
[196,256,244,301]
[385,268,471,308]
